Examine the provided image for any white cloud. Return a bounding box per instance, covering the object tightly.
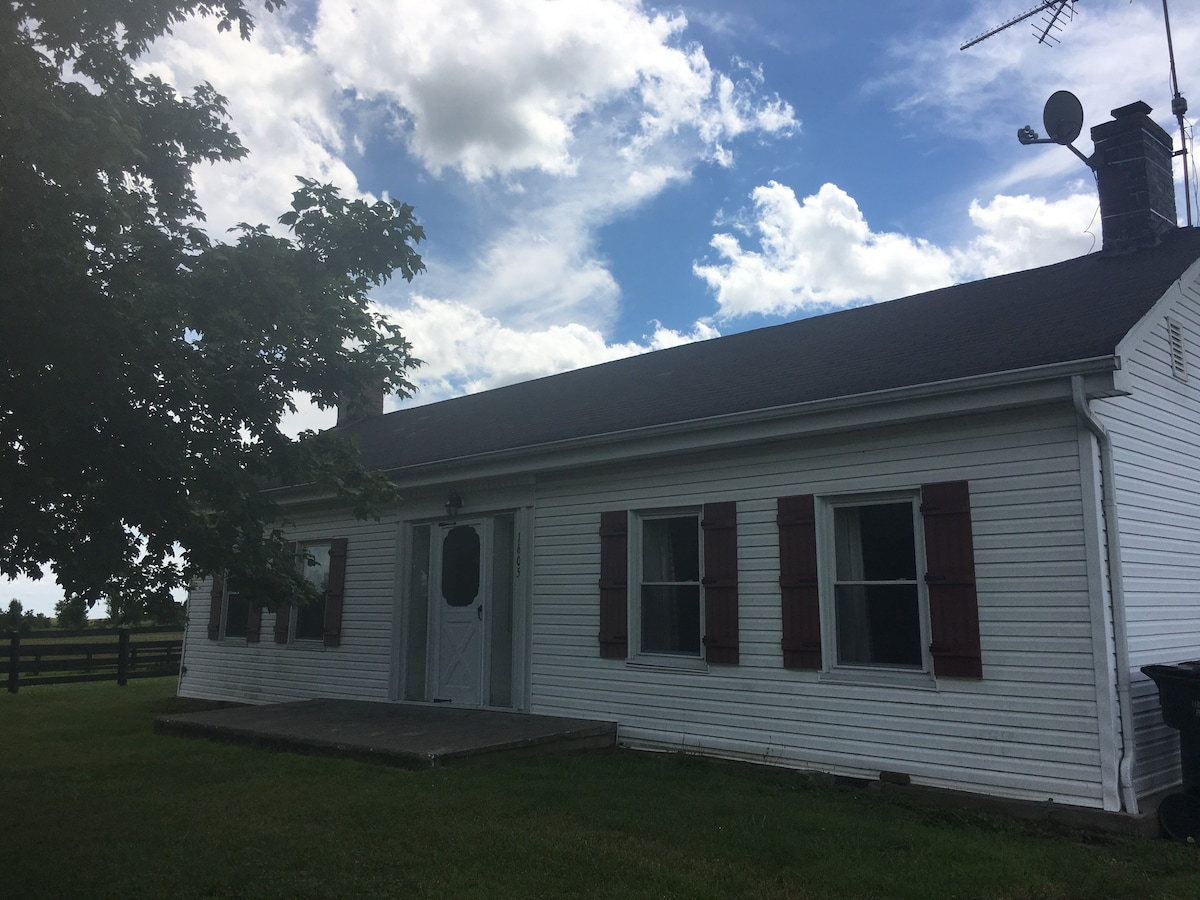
[694,182,956,317]
[390,295,717,402]
[141,10,361,234]
[957,191,1099,276]
[143,1,797,336]
[309,0,797,329]
[452,221,623,329]
[694,181,1100,319]
[313,0,796,181]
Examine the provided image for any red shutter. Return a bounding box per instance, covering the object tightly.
[701,501,739,665]
[598,511,628,659]
[273,604,291,643]
[245,604,263,643]
[778,495,821,669]
[207,574,224,641]
[921,481,983,679]
[323,538,348,648]
[274,542,296,644]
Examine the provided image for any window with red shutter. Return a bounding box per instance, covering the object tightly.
[604,503,740,665]
[796,482,983,680]
[284,539,349,647]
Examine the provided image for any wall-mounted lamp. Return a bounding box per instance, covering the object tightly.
[445,490,463,519]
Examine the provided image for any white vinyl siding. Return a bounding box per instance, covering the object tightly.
[528,404,1108,807]
[178,508,399,704]
[1100,271,1200,797]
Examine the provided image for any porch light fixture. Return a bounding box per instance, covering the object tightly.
[445,490,463,519]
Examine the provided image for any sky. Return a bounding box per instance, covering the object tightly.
[11,0,1200,617]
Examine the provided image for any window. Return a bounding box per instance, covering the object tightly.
[293,542,331,641]
[205,573,261,642]
[778,482,982,679]
[599,502,739,665]
[831,499,923,668]
[639,514,702,656]
[221,579,251,640]
[273,538,349,647]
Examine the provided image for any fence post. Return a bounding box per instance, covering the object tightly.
[6,631,19,694]
[117,628,130,687]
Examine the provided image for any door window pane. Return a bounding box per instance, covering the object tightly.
[442,525,480,607]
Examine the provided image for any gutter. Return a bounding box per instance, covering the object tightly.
[1072,375,1139,815]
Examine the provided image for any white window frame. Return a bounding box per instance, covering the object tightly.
[629,508,707,669]
[817,491,934,686]
[289,540,332,643]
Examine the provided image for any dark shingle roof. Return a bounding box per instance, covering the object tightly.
[340,228,1200,472]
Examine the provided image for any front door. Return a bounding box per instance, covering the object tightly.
[431,520,487,704]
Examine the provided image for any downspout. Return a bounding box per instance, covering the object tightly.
[1072,375,1139,814]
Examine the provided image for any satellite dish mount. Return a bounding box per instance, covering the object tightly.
[1017,90,1094,169]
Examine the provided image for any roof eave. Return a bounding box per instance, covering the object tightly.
[357,354,1122,487]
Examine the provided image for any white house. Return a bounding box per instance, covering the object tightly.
[179,102,1200,814]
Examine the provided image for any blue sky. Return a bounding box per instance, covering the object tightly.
[11,0,1199,616]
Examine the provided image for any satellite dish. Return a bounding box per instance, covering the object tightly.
[1043,90,1084,145]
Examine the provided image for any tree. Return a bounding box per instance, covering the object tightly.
[106,587,183,627]
[1,1,424,612]
[3,599,30,633]
[55,596,89,630]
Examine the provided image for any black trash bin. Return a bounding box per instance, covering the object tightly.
[1142,662,1200,842]
[1142,662,1200,793]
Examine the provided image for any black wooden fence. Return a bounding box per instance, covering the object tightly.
[3,626,183,693]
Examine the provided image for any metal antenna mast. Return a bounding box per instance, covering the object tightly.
[960,1,1077,51]
[1161,0,1192,225]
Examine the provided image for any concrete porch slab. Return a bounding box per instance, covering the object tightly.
[154,699,617,767]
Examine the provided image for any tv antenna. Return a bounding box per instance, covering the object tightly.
[960,1,1078,51]
[966,1,1192,227]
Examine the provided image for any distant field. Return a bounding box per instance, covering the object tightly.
[3,679,1199,899]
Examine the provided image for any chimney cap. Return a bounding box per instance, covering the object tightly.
[1110,100,1153,119]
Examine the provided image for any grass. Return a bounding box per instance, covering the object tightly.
[2,680,1199,899]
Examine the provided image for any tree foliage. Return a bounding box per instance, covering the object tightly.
[54,596,89,630]
[3,599,28,633]
[1,1,423,612]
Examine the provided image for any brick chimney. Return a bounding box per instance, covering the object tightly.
[1090,101,1178,252]
[335,386,385,426]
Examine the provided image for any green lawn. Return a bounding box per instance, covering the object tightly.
[2,680,1198,899]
